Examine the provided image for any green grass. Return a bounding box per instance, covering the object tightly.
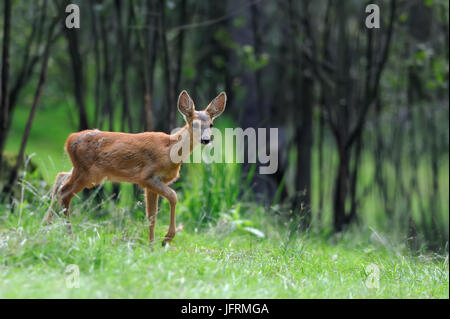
[0,172,448,299]
[0,202,448,298]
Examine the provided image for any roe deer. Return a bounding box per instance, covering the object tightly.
[48,90,226,245]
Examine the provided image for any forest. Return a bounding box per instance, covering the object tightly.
[0,0,448,298]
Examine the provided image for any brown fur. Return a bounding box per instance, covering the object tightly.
[49,91,226,245]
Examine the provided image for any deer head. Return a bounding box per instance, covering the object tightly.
[177,90,227,145]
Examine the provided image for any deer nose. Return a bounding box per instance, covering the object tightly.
[201,138,210,145]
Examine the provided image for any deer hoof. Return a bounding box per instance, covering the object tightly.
[162,234,175,246]
[43,216,53,225]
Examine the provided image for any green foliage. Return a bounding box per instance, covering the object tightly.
[0,151,43,196]
[424,0,434,7]
[176,160,242,228]
[174,117,247,229]
[213,27,270,72]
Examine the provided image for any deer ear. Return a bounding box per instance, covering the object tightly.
[206,92,227,119]
[178,90,194,119]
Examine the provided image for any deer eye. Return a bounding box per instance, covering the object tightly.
[210,124,213,128]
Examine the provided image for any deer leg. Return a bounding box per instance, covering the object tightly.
[145,188,159,245]
[142,178,177,245]
[59,169,87,235]
[44,171,72,224]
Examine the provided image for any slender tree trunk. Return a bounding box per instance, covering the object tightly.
[159,0,176,131]
[98,5,120,198]
[327,0,396,231]
[293,71,313,228]
[146,1,159,132]
[7,0,45,128]
[0,0,12,177]
[317,96,325,226]
[64,21,89,130]
[99,9,114,131]
[173,0,187,95]
[348,133,362,223]
[333,146,349,231]
[136,0,158,132]
[90,1,102,128]
[3,18,58,196]
[115,0,133,132]
[286,0,313,228]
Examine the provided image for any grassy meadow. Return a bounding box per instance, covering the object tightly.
[0,192,448,298]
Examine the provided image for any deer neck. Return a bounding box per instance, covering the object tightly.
[170,124,200,162]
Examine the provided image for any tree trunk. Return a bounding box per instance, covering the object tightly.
[173,0,187,95]
[159,0,176,131]
[144,0,159,132]
[115,0,133,132]
[3,18,58,196]
[0,0,12,177]
[64,22,89,130]
[293,71,313,228]
[333,147,349,231]
[90,1,102,128]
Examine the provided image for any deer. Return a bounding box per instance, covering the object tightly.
[47,90,226,246]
